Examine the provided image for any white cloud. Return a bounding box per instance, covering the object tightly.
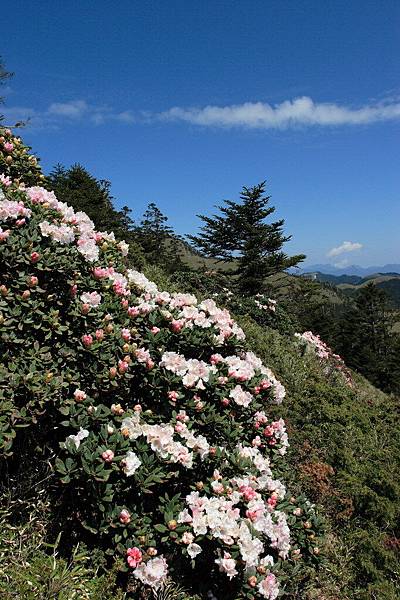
[1,100,133,130]
[3,95,400,132]
[48,100,89,118]
[327,241,363,257]
[156,96,400,129]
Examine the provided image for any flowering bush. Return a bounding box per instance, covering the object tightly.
[295,331,353,387]
[0,130,323,598]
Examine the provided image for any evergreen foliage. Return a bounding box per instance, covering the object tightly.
[48,163,145,268]
[0,56,12,120]
[189,182,306,295]
[136,202,185,273]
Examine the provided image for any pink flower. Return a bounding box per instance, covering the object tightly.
[102,449,114,462]
[168,391,178,401]
[0,228,10,241]
[221,397,230,407]
[263,426,274,437]
[119,509,131,524]
[29,275,39,287]
[15,218,26,226]
[171,319,183,333]
[121,328,131,341]
[81,303,90,315]
[95,329,104,340]
[0,174,12,187]
[151,326,160,334]
[267,495,278,509]
[70,284,78,297]
[82,334,93,347]
[128,306,139,317]
[175,423,185,433]
[118,360,129,374]
[146,359,155,370]
[30,251,40,263]
[73,389,87,402]
[210,354,223,364]
[239,485,257,502]
[126,547,142,569]
[4,142,14,152]
[133,404,142,412]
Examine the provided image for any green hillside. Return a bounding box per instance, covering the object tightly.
[1,129,399,600]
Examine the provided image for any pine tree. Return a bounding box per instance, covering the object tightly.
[136,202,185,272]
[0,56,12,121]
[339,283,399,392]
[189,182,305,295]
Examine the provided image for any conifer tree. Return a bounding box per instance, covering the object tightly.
[339,283,399,392]
[0,56,12,121]
[189,182,305,295]
[136,202,185,272]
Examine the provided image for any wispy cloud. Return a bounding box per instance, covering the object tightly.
[1,99,135,130]
[156,96,400,129]
[327,241,363,258]
[3,95,400,131]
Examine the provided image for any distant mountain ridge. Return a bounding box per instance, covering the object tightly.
[298,263,400,276]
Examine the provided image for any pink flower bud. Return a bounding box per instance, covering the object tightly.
[109,367,117,379]
[73,389,87,402]
[102,449,114,462]
[121,328,131,341]
[150,326,160,334]
[81,303,90,314]
[118,360,129,374]
[171,319,183,333]
[22,290,31,300]
[29,276,38,287]
[127,306,139,317]
[95,329,104,340]
[82,334,93,347]
[221,397,230,407]
[119,509,131,524]
[146,359,155,370]
[30,251,40,263]
[168,391,178,401]
[133,404,142,412]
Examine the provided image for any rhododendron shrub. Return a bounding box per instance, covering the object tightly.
[295,331,353,387]
[0,133,323,598]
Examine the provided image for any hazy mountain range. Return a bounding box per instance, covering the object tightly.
[298,264,400,277]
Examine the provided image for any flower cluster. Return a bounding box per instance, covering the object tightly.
[295,331,353,387]
[0,136,323,599]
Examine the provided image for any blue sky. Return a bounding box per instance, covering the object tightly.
[3,0,400,267]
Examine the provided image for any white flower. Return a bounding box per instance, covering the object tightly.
[215,552,238,580]
[134,556,168,590]
[121,415,142,440]
[39,221,75,244]
[123,451,142,476]
[187,543,202,558]
[80,291,102,307]
[229,385,253,408]
[118,240,129,256]
[66,428,89,449]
